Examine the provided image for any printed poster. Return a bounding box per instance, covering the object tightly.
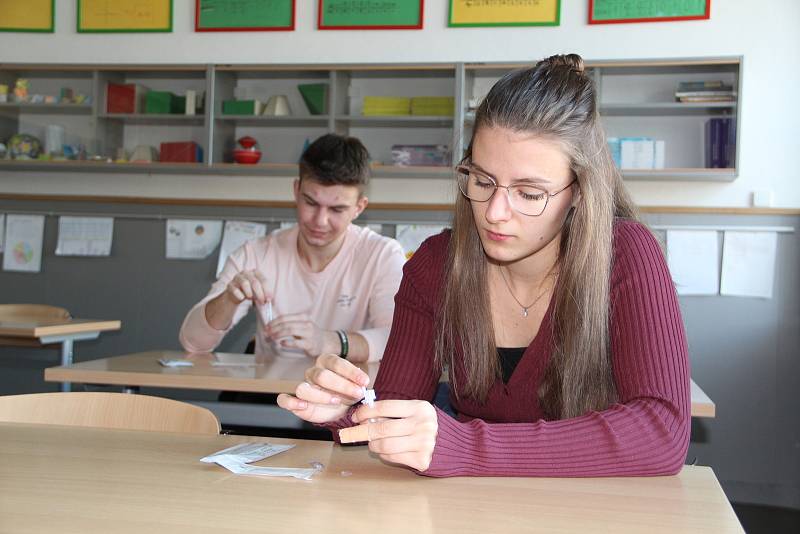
[3,214,45,273]
[216,220,268,276]
[166,219,223,259]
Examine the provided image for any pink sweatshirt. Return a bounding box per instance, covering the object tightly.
[179,224,406,362]
[327,220,690,477]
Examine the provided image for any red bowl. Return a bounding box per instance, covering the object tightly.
[233,149,262,164]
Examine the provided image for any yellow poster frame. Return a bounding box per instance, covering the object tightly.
[77,0,173,33]
[449,0,561,27]
[0,0,54,32]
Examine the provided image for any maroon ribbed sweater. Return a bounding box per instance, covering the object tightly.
[329,220,690,477]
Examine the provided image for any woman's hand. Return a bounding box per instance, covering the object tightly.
[351,400,439,472]
[277,354,369,424]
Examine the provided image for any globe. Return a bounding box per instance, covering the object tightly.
[7,133,42,160]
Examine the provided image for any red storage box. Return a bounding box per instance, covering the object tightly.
[159,141,203,163]
[106,83,147,114]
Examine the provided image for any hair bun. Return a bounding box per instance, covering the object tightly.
[542,54,585,74]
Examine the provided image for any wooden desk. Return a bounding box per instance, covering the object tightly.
[0,422,743,533]
[45,350,715,418]
[0,317,120,392]
[45,350,378,395]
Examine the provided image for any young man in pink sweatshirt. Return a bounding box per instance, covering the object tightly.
[179,134,405,363]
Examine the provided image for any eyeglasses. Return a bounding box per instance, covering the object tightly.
[455,164,576,217]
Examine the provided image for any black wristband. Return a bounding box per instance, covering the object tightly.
[336,329,349,359]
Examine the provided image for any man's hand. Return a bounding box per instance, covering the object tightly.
[265,313,338,357]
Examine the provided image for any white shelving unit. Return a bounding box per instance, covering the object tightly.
[0,58,741,182]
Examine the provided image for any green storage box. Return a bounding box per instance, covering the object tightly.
[297,83,328,115]
[145,91,184,114]
[222,99,260,115]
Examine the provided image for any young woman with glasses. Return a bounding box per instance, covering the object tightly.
[278,54,690,477]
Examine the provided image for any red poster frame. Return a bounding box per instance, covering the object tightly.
[588,0,710,25]
[318,0,424,30]
[195,0,296,32]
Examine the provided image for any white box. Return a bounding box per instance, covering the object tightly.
[620,138,655,169]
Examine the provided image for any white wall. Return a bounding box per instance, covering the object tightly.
[1,0,798,208]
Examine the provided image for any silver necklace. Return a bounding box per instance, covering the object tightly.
[498,266,553,318]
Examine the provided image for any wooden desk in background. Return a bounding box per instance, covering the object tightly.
[0,422,743,533]
[0,317,120,392]
[45,350,378,395]
[45,350,715,418]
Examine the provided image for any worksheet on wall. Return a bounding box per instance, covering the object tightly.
[0,214,5,253]
[720,231,777,299]
[2,214,44,273]
[56,216,114,256]
[667,230,719,295]
[216,220,267,275]
[165,219,223,260]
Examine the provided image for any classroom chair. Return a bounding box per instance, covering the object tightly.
[0,392,220,435]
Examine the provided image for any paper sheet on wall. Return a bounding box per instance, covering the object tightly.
[720,231,777,299]
[165,219,223,260]
[2,214,45,273]
[279,221,296,230]
[667,230,719,295]
[364,224,382,234]
[216,220,268,275]
[0,214,5,253]
[56,216,114,256]
[396,224,448,259]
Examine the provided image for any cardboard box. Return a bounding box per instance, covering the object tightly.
[107,83,147,113]
[159,141,203,163]
[222,99,261,115]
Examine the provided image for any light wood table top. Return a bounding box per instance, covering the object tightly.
[45,350,715,417]
[0,317,121,338]
[0,422,743,534]
[45,350,378,394]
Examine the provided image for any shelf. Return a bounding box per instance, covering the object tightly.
[216,115,329,127]
[621,168,736,182]
[0,103,93,115]
[337,115,454,128]
[99,113,205,124]
[0,160,455,178]
[599,102,736,116]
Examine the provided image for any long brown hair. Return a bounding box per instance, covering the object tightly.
[435,54,639,419]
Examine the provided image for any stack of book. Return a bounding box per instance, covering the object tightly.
[362,96,411,116]
[675,81,736,103]
[410,97,454,116]
[705,118,736,168]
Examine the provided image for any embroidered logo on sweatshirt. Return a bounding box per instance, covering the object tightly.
[337,295,356,308]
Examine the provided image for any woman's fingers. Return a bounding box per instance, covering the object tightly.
[306,366,364,401]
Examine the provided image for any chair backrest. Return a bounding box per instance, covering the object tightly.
[0,392,220,435]
[0,304,71,322]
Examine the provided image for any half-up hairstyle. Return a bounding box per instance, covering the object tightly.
[435,54,640,419]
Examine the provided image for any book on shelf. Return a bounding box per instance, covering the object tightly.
[704,118,736,168]
[677,80,733,92]
[675,81,735,103]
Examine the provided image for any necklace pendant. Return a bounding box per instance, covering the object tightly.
[522,307,528,318]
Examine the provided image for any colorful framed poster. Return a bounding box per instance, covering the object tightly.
[589,0,710,24]
[196,0,295,32]
[318,0,423,30]
[0,0,54,33]
[449,0,560,27]
[77,0,173,33]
